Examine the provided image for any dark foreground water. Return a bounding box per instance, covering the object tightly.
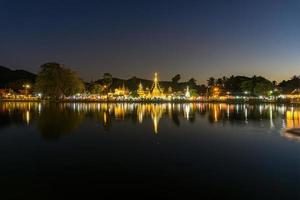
[0,102,300,199]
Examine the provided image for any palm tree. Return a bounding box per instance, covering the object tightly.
[207,77,215,88]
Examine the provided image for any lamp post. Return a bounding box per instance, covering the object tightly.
[103,85,108,100]
[226,91,230,100]
[23,84,31,96]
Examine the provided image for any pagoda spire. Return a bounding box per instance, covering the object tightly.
[137,81,145,97]
[151,72,163,97]
[185,86,190,98]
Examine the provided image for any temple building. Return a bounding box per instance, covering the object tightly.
[149,73,164,98]
[286,89,300,103]
[113,83,129,96]
[185,86,190,98]
[136,73,165,99]
[137,82,146,97]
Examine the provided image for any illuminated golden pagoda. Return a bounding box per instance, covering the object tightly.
[114,83,128,96]
[150,72,163,98]
[137,82,145,97]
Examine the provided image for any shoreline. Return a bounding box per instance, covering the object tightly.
[0,98,296,104]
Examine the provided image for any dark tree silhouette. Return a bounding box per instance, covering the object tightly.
[172,74,181,84]
[35,63,84,99]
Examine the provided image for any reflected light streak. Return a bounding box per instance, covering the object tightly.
[26,110,30,125]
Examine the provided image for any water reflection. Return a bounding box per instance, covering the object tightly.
[0,102,39,128]
[286,108,300,128]
[37,104,85,140]
[2,102,300,141]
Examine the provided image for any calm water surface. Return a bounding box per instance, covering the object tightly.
[1,102,300,199]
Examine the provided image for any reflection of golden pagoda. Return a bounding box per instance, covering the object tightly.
[151,104,163,134]
[137,104,146,123]
[149,73,164,98]
[209,104,221,122]
[114,104,126,119]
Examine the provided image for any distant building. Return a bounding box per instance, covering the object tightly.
[0,89,7,97]
[149,73,164,98]
[114,83,129,96]
[137,73,166,99]
[137,82,146,97]
[185,86,190,98]
[286,89,300,103]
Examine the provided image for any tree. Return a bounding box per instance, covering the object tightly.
[188,78,197,88]
[103,73,113,88]
[241,76,273,96]
[241,80,254,94]
[89,82,102,94]
[102,73,112,96]
[279,75,300,93]
[207,77,215,88]
[172,74,181,84]
[198,84,208,96]
[37,104,84,140]
[254,82,273,96]
[189,89,199,97]
[216,78,223,86]
[222,76,228,85]
[35,63,84,99]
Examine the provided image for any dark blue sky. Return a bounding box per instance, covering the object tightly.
[1,0,300,83]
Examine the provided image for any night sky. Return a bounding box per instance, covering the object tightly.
[1,0,300,83]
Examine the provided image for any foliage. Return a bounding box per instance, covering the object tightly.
[130,90,139,98]
[278,75,300,94]
[188,78,197,88]
[172,74,181,83]
[35,63,84,99]
[241,80,254,93]
[189,89,199,97]
[223,76,251,92]
[103,73,113,88]
[216,78,223,86]
[89,82,103,94]
[198,84,208,95]
[207,77,215,87]
[37,104,84,140]
[240,76,273,95]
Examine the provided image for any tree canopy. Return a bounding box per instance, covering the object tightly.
[278,75,300,94]
[89,82,103,94]
[207,77,215,87]
[188,78,197,88]
[172,74,181,83]
[35,63,84,99]
[103,73,113,88]
[240,76,273,96]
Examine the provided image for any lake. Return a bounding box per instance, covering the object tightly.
[0,102,300,199]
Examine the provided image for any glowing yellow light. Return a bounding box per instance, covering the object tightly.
[26,110,30,124]
[103,112,107,124]
[286,110,300,128]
